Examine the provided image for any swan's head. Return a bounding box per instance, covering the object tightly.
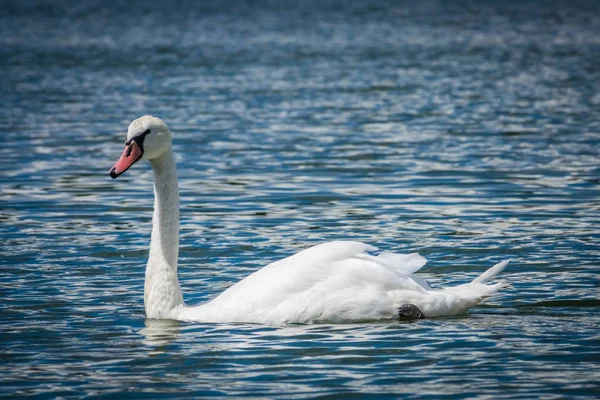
[109,115,172,179]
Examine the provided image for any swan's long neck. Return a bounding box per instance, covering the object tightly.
[144,147,184,318]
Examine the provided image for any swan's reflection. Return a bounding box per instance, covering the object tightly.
[139,318,181,351]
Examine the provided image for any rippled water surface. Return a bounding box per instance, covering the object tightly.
[1,0,600,398]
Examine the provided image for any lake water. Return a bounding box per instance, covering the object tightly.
[1,0,599,398]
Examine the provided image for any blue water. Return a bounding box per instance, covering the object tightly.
[1,0,600,398]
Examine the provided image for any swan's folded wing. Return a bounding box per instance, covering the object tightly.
[197,241,429,323]
[206,241,376,310]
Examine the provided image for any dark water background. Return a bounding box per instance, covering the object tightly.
[1,0,599,398]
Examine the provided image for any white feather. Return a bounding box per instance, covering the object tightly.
[376,252,427,275]
[471,259,510,283]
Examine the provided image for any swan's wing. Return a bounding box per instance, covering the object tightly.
[200,241,428,323]
[210,241,376,305]
[265,240,378,272]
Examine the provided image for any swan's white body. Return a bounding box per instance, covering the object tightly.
[112,116,509,325]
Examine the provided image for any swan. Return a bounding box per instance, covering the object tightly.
[109,115,510,324]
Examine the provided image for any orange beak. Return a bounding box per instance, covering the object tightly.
[109,140,143,179]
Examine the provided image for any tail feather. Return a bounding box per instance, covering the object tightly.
[422,260,511,317]
[471,260,510,284]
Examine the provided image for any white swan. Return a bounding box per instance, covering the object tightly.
[110,115,510,324]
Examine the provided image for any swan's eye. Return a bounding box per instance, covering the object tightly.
[143,129,151,135]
